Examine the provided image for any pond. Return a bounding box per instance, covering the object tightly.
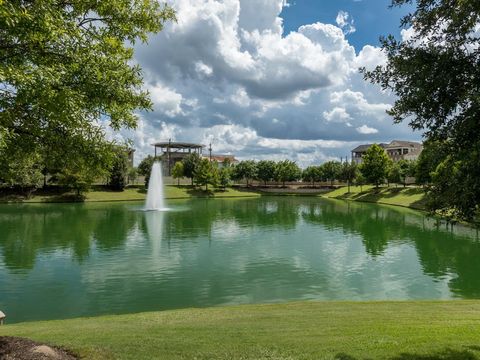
[0,197,479,323]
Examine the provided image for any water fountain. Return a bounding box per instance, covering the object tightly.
[145,161,166,211]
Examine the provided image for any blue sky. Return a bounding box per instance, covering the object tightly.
[124,0,421,166]
[281,0,413,50]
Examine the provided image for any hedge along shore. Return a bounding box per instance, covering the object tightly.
[1,301,480,360]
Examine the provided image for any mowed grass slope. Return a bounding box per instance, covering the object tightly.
[323,185,427,210]
[12,185,260,203]
[2,301,480,360]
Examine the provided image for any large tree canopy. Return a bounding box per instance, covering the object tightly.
[363,0,480,219]
[0,0,175,181]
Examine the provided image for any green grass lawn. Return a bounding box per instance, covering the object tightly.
[323,185,427,210]
[84,186,260,202]
[2,301,480,359]
[1,185,260,203]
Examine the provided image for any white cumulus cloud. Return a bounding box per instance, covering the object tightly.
[123,0,421,166]
[356,125,379,134]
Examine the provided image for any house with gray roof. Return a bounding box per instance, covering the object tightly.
[351,140,423,164]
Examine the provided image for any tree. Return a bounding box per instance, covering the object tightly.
[218,168,231,190]
[302,166,318,186]
[232,160,257,186]
[182,153,201,186]
[256,160,276,186]
[387,162,402,187]
[396,159,416,187]
[427,155,476,219]
[339,162,358,193]
[322,161,342,186]
[0,1,175,185]
[194,159,218,191]
[314,166,326,185]
[274,160,301,187]
[360,144,392,188]
[362,0,480,218]
[355,173,366,192]
[0,150,42,192]
[172,162,184,186]
[221,158,232,168]
[57,159,99,197]
[108,149,129,191]
[128,167,138,185]
[415,141,448,185]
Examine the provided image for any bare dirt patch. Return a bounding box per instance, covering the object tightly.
[0,336,78,360]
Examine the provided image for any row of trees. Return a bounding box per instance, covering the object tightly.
[0,143,135,195]
[137,145,428,193]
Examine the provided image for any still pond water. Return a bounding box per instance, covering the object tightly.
[0,197,479,323]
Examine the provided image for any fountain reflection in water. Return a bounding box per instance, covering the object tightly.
[145,162,167,211]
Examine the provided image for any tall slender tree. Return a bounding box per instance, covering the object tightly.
[360,144,392,188]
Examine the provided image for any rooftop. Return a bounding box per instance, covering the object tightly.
[152,141,205,149]
[352,141,422,152]
[385,140,423,149]
[351,143,387,153]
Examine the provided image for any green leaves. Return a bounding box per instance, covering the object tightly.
[0,0,175,189]
[363,0,480,219]
[256,160,276,185]
[274,160,301,186]
[194,158,219,191]
[360,144,392,187]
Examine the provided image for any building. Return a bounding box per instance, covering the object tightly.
[152,141,237,175]
[127,148,135,168]
[384,140,423,162]
[209,155,238,168]
[153,141,205,176]
[351,143,387,164]
[351,140,423,164]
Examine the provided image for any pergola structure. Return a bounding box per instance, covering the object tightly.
[153,141,205,176]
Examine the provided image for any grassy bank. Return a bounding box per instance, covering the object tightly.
[0,185,260,203]
[323,185,427,210]
[2,301,480,359]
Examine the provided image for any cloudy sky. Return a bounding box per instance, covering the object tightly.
[116,0,422,166]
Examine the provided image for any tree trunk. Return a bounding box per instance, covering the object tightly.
[348,181,350,193]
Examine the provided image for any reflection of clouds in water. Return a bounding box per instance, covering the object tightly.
[3,197,480,324]
[211,219,244,241]
[264,202,278,214]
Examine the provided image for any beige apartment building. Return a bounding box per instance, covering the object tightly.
[351,140,423,164]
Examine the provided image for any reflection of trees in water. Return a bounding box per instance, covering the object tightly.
[0,199,303,271]
[93,206,138,250]
[0,203,138,271]
[146,198,301,243]
[301,199,480,298]
[2,198,480,298]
